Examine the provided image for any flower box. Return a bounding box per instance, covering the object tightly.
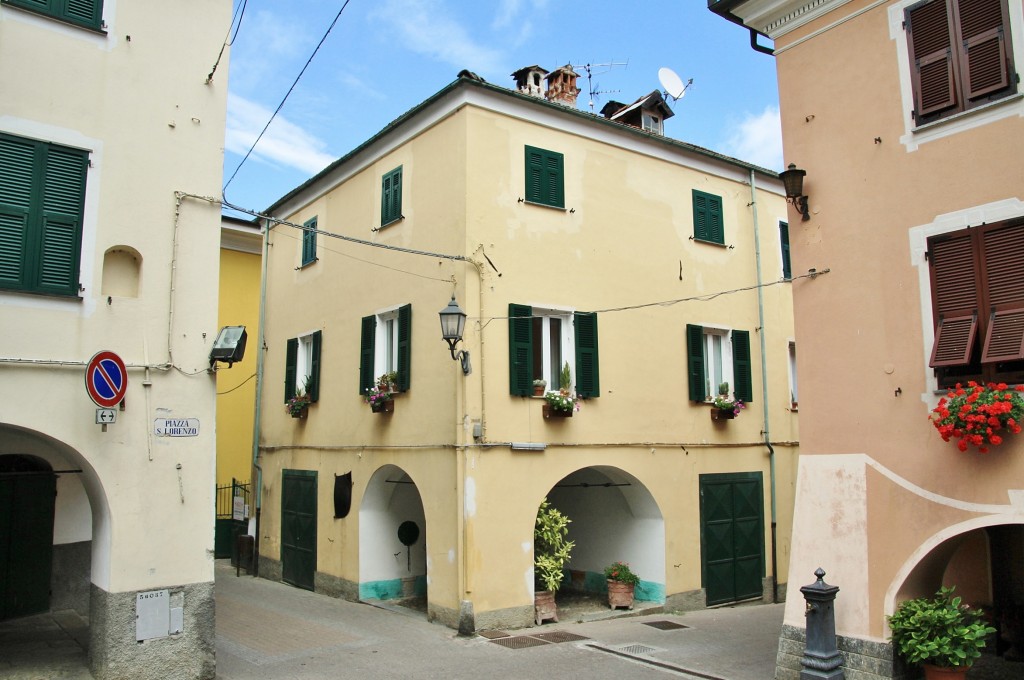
[543,404,572,418]
[710,407,735,421]
[371,400,394,414]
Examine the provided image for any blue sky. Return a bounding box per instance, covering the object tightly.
[221,0,780,217]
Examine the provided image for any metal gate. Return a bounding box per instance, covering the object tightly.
[214,478,250,560]
[281,470,317,591]
[0,456,56,621]
[699,472,764,606]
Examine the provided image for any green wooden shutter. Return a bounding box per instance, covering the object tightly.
[574,312,600,398]
[692,190,724,245]
[359,315,376,395]
[779,222,792,280]
[0,134,34,290]
[397,303,412,392]
[524,146,564,208]
[284,338,298,402]
[508,303,533,396]
[5,0,103,30]
[686,324,706,402]
[38,145,87,295]
[381,166,402,225]
[301,217,317,266]
[732,330,753,403]
[308,330,322,402]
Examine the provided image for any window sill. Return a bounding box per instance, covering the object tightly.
[298,258,318,270]
[907,93,1023,150]
[522,200,567,212]
[376,216,404,231]
[692,237,728,248]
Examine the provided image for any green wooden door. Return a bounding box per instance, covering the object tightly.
[699,472,764,606]
[281,470,317,591]
[0,465,56,620]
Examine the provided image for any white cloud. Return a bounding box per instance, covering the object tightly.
[721,106,783,172]
[225,93,335,176]
[371,0,504,73]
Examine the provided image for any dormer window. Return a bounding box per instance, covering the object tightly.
[642,112,662,135]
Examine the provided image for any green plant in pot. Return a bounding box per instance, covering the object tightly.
[887,586,995,678]
[533,498,574,625]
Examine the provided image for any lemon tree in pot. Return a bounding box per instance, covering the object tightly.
[887,587,995,678]
[533,498,574,625]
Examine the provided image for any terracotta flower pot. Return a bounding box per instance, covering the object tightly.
[534,589,558,625]
[922,664,969,679]
[607,580,635,610]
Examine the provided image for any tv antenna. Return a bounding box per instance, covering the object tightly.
[572,59,629,111]
[658,67,693,102]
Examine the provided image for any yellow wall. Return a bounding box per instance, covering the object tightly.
[216,246,261,488]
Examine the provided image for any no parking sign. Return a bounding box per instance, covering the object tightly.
[85,350,128,408]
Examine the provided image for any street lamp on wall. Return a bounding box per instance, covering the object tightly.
[439,295,472,375]
[779,163,810,221]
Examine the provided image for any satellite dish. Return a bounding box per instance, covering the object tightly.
[658,67,691,101]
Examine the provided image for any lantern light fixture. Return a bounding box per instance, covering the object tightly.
[779,163,810,221]
[439,296,471,375]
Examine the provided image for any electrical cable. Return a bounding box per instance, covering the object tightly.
[207,0,248,84]
[217,372,256,395]
[223,0,353,191]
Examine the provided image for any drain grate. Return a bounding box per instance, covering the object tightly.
[614,643,658,656]
[643,620,689,631]
[531,631,589,644]
[490,635,551,649]
[476,630,510,639]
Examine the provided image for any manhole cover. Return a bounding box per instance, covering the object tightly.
[490,635,551,649]
[643,620,689,630]
[531,631,589,643]
[614,643,658,656]
[476,630,510,639]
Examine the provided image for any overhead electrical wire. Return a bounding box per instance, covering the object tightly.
[207,0,248,84]
[223,0,353,192]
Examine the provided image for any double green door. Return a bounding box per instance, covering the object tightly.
[0,471,56,620]
[699,472,764,606]
[281,470,317,591]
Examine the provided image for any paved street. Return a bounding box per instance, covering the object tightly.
[2,560,785,679]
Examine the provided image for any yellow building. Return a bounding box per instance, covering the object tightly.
[215,216,261,555]
[254,71,799,631]
[0,1,231,677]
[711,0,1024,677]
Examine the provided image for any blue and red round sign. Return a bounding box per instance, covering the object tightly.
[85,350,128,408]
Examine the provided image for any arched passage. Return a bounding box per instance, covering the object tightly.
[0,424,110,624]
[888,518,1024,661]
[358,464,427,601]
[541,465,666,602]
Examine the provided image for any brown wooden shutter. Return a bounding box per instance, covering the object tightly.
[907,0,959,119]
[928,231,979,366]
[955,0,1013,103]
[980,222,1024,363]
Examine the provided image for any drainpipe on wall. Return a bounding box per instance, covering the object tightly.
[248,216,272,575]
[750,169,779,604]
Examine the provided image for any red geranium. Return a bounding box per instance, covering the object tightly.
[930,381,1024,453]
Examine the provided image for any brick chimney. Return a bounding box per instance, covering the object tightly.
[545,65,581,108]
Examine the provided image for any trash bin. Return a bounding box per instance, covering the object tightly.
[235,534,255,577]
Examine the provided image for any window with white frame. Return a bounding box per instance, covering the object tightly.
[686,324,753,403]
[508,303,600,397]
[359,304,412,394]
[284,330,322,403]
[642,111,662,135]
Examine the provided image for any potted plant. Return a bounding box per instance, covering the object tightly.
[711,381,744,421]
[364,376,395,413]
[887,586,996,678]
[604,561,640,610]
[534,498,574,625]
[532,378,547,396]
[930,381,1024,453]
[286,376,313,418]
[543,389,578,418]
[380,371,399,393]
